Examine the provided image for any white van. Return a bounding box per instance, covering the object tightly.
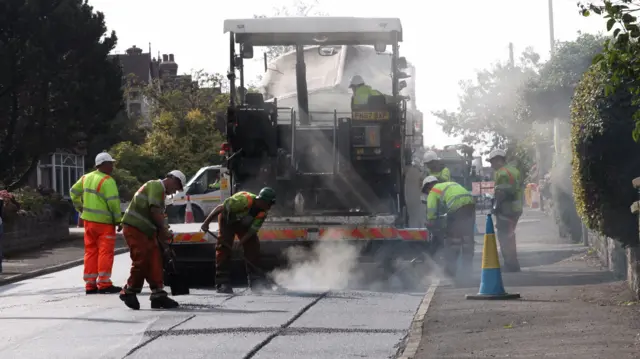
[165,165,231,223]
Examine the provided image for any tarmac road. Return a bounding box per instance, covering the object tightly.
[0,251,429,359]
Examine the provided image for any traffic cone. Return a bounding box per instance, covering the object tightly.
[184,195,194,224]
[466,214,520,300]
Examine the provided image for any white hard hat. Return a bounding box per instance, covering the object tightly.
[349,75,365,87]
[95,152,115,167]
[423,151,440,164]
[167,170,187,189]
[487,149,507,162]
[422,176,438,188]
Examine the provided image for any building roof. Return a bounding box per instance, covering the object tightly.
[109,51,152,84]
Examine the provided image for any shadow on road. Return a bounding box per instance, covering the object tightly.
[0,316,139,324]
[174,303,289,314]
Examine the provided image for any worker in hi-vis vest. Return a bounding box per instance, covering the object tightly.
[118,170,187,310]
[349,75,394,109]
[487,149,524,272]
[70,152,122,295]
[201,187,276,294]
[421,176,476,280]
[423,151,451,183]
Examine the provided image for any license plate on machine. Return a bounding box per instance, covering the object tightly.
[352,111,390,121]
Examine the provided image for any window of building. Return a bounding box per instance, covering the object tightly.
[37,152,85,198]
[128,103,142,117]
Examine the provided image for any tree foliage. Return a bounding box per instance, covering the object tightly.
[523,33,606,122]
[434,48,541,148]
[433,48,541,178]
[579,1,640,141]
[571,65,640,245]
[109,72,227,199]
[0,0,124,189]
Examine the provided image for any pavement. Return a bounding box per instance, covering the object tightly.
[0,228,128,285]
[413,210,640,359]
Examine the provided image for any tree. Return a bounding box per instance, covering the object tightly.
[109,72,227,192]
[433,48,541,178]
[0,0,124,189]
[434,48,541,147]
[522,33,606,122]
[579,1,640,141]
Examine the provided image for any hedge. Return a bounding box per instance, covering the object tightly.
[570,65,640,246]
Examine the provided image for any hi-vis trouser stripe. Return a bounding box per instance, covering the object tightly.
[171,227,430,243]
[83,273,98,287]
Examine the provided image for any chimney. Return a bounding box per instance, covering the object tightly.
[162,54,168,62]
[169,54,175,62]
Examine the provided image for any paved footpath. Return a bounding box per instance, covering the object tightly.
[0,228,128,285]
[413,210,640,359]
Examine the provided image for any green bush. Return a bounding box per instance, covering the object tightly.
[111,168,142,202]
[571,65,640,246]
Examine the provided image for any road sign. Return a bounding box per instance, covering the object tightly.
[472,181,495,195]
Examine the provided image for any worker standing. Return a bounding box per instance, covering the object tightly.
[70,152,123,294]
[421,176,476,280]
[201,187,276,294]
[119,170,187,310]
[487,149,523,272]
[423,151,451,183]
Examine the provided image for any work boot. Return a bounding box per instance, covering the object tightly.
[216,283,234,294]
[98,285,122,294]
[150,295,179,309]
[86,288,98,295]
[119,292,140,310]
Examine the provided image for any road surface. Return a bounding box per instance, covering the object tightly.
[0,251,428,359]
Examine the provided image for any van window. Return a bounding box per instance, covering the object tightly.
[188,169,221,195]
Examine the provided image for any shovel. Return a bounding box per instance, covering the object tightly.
[159,235,190,296]
[204,230,319,296]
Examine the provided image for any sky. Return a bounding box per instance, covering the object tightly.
[88,0,607,148]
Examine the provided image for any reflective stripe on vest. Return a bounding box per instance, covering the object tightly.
[237,192,266,222]
[122,181,165,236]
[428,183,473,216]
[80,172,117,224]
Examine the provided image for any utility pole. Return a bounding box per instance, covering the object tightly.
[508,42,515,67]
[548,0,556,56]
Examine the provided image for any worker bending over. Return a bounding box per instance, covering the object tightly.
[423,151,451,183]
[119,170,187,310]
[487,149,523,272]
[421,176,476,280]
[70,152,122,295]
[201,187,276,294]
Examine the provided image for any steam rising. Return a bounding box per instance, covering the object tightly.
[271,230,361,291]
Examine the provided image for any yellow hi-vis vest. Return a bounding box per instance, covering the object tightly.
[429,167,451,182]
[70,170,122,225]
[426,182,474,221]
[494,164,523,214]
[351,85,383,106]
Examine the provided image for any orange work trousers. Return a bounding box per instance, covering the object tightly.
[215,213,261,285]
[122,225,164,294]
[83,221,117,290]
